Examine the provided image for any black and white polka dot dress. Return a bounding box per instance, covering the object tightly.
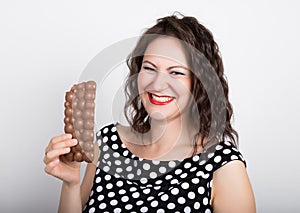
[83,123,246,213]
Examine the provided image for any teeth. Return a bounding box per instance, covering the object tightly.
[151,94,173,102]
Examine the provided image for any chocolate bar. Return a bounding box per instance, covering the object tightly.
[63,81,96,163]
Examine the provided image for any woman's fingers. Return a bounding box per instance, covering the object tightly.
[50,133,73,145]
[44,158,60,175]
[44,139,77,164]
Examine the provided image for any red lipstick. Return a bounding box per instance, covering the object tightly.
[148,92,174,105]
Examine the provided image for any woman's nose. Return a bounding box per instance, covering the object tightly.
[151,71,170,91]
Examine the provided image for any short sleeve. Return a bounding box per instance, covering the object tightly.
[207,141,247,172]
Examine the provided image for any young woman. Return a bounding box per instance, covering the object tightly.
[44,13,256,213]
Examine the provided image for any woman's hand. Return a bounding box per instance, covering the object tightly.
[43,134,81,186]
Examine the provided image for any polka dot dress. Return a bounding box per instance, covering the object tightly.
[82,123,246,213]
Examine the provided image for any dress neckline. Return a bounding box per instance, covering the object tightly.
[113,122,213,163]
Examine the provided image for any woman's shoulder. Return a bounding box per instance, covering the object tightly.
[200,140,247,173]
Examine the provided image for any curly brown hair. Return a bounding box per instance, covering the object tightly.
[124,13,238,156]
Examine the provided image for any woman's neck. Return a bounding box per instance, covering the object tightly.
[140,115,198,160]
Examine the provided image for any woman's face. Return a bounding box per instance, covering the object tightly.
[137,37,192,122]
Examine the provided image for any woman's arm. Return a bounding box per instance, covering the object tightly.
[211,160,256,213]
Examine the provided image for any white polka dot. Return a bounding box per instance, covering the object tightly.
[96,185,103,192]
[95,177,101,183]
[132,192,140,198]
[116,180,123,187]
[123,150,129,156]
[171,187,179,195]
[194,201,201,209]
[225,141,231,146]
[125,166,132,171]
[205,209,212,213]
[199,160,206,165]
[89,199,94,205]
[188,191,196,199]
[214,155,221,163]
[216,145,223,150]
[116,167,123,173]
[103,136,108,143]
[136,200,143,205]
[121,196,129,202]
[104,174,111,181]
[231,155,238,160]
[147,196,154,201]
[152,160,160,165]
[103,128,109,133]
[108,192,115,197]
[167,203,175,209]
[103,153,110,159]
[184,206,191,213]
[155,180,163,185]
[127,173,134,179]
[141,206,148,212]
[208,152,214,158]
[106,183,113,189]
[154,185,161,190]
[192,178,200,184]
[161,194,169,201]
[223,149,231,154]
[97,194,104,201]
[157,209,165,213]
[113,152,120,158]
[168,161,176,168]
[123,158,130,164]
[178,197,186,204]
[119,189,126,194]
[203,197,209,205]
[175,169,182,175]
[125,204,133,210]
[143,163,150,170]
[232,147,238,152]
[99,203,106,209]
[112,143,118,149]
[111,126,117,132]
[114,208,121,213]
[198,186,205,194]
[159,166,167,173]
[143,188,151,194]
[184,162,192,169]
[205,164,213,171]
[171,179,179,185]
[89,207,95,213]
[190,167,197,172]
[181,182,189,189]
[165,174,173,180]
[192,155,200,161]
[110,199,118,206]
[140,177,148,184]
[96,168,100,175]
[180,173,188,178]
[136,169,141,175]
[203,173,210,179]
[129,186,137,192]
[151,200,158,207]
[150,172,157,178]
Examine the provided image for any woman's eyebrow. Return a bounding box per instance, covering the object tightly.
[142,60,157,68]
[143,60,189,71]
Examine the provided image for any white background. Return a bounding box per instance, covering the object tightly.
[0,0,299,212]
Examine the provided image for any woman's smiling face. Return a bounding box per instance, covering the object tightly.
[137,36,193,122]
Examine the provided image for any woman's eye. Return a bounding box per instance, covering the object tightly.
[170,71,185,76]
[143,66,156,72]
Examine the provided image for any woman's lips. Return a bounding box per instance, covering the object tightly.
[148,92,175,105]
